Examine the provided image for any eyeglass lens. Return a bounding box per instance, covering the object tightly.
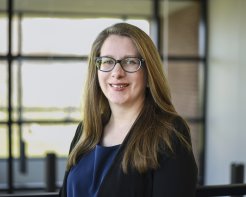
[96,57,142,73]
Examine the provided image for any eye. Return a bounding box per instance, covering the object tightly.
[125,58,139,65]
[102,58,115,65]
[95,59,102,66]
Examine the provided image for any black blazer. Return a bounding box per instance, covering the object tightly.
[59,120,198,197]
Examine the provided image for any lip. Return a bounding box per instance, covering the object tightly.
[109,83,129,90]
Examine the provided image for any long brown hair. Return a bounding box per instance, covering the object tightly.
[67,23,191,173]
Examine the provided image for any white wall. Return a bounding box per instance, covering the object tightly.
[206,0,246,184]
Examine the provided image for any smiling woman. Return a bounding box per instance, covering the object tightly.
[60,22,198,197]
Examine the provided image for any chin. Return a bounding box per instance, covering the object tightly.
[109,98,129,106]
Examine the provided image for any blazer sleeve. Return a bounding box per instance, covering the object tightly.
[152,118,198,197]
[59,122,83,197]
[68,122,83,153]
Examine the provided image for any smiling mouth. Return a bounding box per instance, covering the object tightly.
[110,84,129,88]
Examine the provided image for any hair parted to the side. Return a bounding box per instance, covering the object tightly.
[67,22,191,173]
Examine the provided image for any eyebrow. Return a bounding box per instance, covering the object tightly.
[99,55,140,59]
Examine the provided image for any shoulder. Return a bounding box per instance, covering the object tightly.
[172,116,189,133]
[153,117,198,196]
[69,122,83,153]
[157,115,197,172]
[171,116,191,145]
[157,115,192,158]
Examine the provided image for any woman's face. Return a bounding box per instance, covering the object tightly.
[97,35,147,108]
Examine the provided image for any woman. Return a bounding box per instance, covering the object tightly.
[59,22,198,197]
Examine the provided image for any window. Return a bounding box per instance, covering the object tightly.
[1,13,150,191]
[164,1,205,183]
[3,17,150,159]
[0,16,7,54]
[0,62,7,123]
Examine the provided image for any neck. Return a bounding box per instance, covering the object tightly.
[100,99,145,146]
[100,102,144,146]
[109,101,144,126]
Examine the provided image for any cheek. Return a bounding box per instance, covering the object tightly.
[131,73,147,95]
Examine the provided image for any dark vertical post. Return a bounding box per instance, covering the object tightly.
[152,0,161,53]
[7,0,14,193]
[231,163,244,197]
[17,13,27,174]
[199,0,208,186]
[19,141,26,173]
[46,153,57,192]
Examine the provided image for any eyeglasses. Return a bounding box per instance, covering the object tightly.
[95,56,144,73]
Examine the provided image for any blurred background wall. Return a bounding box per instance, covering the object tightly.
[206,0,246,184]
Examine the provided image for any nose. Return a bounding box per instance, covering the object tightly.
[111,62,126,78]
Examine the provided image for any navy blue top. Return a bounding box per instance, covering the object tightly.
[67,144,120,197]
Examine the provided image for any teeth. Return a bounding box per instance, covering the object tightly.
[111,84,127,88]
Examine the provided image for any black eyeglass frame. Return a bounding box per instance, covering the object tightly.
[95,56,145,73]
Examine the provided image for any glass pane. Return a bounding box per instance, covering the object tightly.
[166,2,200,56]
[0,125,7,189]
[11,123,76,189]
[168,61,203,118]
[20,17,150,56]
[21,18,123,56]
[0,15,19,56]
[0,159,7,189]
[0,125,7,158]
[126,19,150,35]
[0,14,7,54]
[0,0,6,10]
[0,125,8,189]
[12,60,87,121]
[0,62,7,121]
[13,123,78,158]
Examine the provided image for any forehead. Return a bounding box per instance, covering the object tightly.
[100,35,139,57]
